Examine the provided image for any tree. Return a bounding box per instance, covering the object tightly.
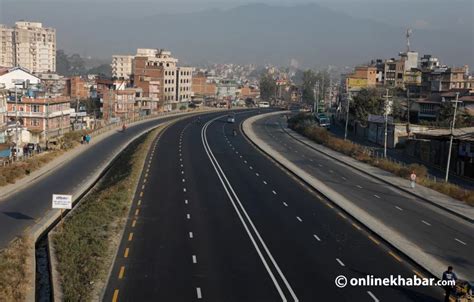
[351,88,382,125]
[315,70,330,102]
[438,102,473,128]
[56,50,71,76]
[88,64,112,78]
[259,73,276,101]
[301,70,317,104]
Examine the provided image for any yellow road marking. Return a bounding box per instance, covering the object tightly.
[145,173,148,177]
[140,192,143,197]
[132,220,136,227]
[112,289,119,302]
[143,178,147,183]
[128,233,133,241]
[368,235,380,245]
[413,270,425,278]
[338,212,347,219]
[388,251,403,262]
[118,266,125,279]
[352,223,361,230]
[142,185,145,189]
[137,200,141,206]
[124,248,129,258]
[135,209,140,216]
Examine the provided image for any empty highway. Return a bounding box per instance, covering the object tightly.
[104,111,442,301]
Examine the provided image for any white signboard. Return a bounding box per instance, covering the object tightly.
[52,194,72,209]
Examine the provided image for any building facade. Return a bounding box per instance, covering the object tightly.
[111,55,134,80]
[7,96,73,143]
[0,22,56,73]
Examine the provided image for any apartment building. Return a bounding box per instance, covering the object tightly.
[111,55,134,80]
[6,96,73,142]
[0,22,56,73]
[192,72,217,97]
[0,25,15,67]
[0,86,7,143]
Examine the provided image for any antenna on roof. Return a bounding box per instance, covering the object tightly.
[406,28,413,52]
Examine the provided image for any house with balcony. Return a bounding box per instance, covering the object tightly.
[6,96,74,144]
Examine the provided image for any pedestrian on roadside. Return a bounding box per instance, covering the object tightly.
[81,135,86,144]
[85,134,91,144]
[442,266,457,302]
[410,171,416,189]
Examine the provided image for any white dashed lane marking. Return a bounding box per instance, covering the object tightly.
[336,258,345,267]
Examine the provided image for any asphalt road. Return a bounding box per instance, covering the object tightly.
[104,111,443,301]
[254,113,474,282]
[0,113,204,249]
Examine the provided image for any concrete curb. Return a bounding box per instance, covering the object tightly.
[280,116,474,223]
[24,112,210,302]
[242,112,470,283]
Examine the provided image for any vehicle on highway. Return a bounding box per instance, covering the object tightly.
[315,113,331,129]
[258,101,270,108]
[227,114,236,123]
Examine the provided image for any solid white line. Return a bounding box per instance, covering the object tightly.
[202,117,296,302]
[367,291,379,302]
[272,190,277,195]
[283,202,288,207]
[421,220,431,226]
[395,206,403,211]
[313,234,321,241]
[374,194,381,199]
[336,258,345,267]
[189,232,193,239]
[296,216,302,222]
[455,238,467,245]
[192,255,197,263]
[196,287,202,299]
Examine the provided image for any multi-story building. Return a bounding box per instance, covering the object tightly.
[0,25,15,68]
[6,95,73,143]
[177,67,193,103]
[345,66,377,91]
[67,76,90,99]
[3,22,56,73]
[111,55,134,80]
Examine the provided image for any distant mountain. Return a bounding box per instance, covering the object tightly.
[2,2,472,68]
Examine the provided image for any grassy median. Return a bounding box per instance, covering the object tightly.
[288,113,474,206]
[0,237,32,302]
[51,126,163,301]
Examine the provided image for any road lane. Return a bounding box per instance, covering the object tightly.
[104,113,282,301]
[253,113,474,282]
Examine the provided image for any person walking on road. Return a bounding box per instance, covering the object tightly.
[442,266,457,302]
[410,171,417,189]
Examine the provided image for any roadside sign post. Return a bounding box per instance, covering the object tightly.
[52,194,72,230]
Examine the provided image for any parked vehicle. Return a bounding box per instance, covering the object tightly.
[258,101,270,108]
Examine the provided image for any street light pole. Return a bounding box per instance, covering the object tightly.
[445,92,461,182]
[344,91,351,141]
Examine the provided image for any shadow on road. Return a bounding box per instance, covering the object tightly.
[2,211,34,220]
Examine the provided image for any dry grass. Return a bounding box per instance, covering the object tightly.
[0,130,90,187]
[0,237,32,302]
[288,114,474,206]
[52,127,162,301]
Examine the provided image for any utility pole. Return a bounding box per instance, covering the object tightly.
[445,92,461,182]
[14,84,18,151]
[344,91,351,141]
[383,89,392,158]
[406,89,411,137]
